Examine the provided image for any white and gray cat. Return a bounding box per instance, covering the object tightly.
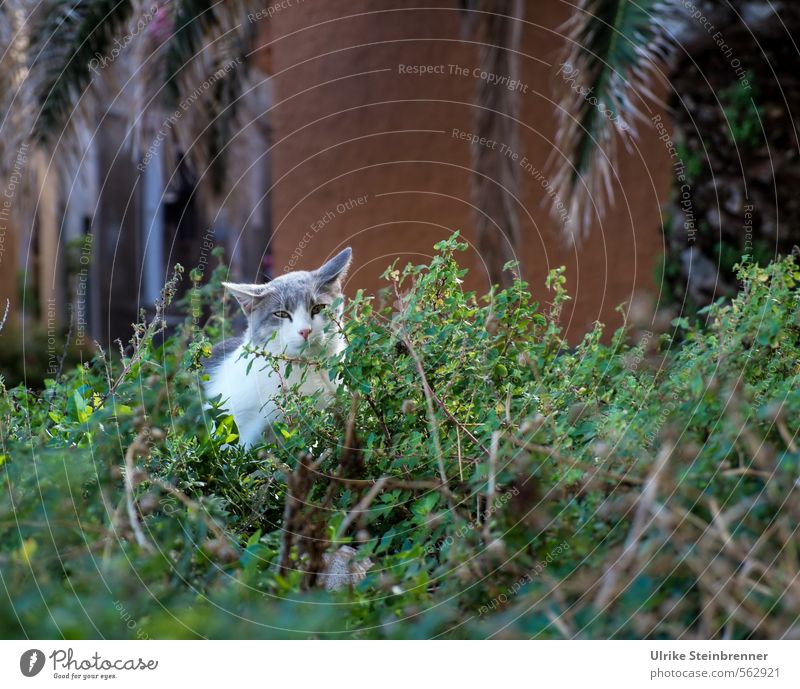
[204,248,352,448]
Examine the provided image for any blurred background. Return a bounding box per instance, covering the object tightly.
[1,0,798,385]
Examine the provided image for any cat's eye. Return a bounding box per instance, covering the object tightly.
[273,310,291,319]
[310,303,328,316]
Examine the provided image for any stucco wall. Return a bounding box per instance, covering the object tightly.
[265,0,672,338]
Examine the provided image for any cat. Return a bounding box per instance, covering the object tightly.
[204,248,352,448]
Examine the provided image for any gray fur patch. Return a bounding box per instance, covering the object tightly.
[205,335,244,372]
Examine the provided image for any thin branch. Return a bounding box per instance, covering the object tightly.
[277,453,322,573]
[482,430,500,540]
[429,385,488,453]
[147,476,229,543]
[398,327,456,507]
[123,432,154,553]
[594,442,673,609]
[776,418,798,453]
[325,476,446,491]
[101,266,182,402]
[510,437,644,486]
[336,476,389,540]
[0,299,9,333]
[101,495,126,569]
[45,304,75,420]
[456,426,464,482]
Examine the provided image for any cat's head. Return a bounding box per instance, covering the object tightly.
[223,248,352,356]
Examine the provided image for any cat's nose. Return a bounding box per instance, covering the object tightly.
[298,328,312,340]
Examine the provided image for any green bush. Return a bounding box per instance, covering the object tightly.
[1,237,798,639]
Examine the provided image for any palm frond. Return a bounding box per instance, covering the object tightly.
[164,0,250,102]
[202,56,252,196]
[0,0,35,178]
[157,0,253,192]
[165,0,221,103]
[28,0,135,147]
[466,0,525,287]
[550,0,678,242]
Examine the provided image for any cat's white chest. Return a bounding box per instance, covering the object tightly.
[204,343,338,448]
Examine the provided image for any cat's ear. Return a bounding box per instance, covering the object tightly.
[315,248,352,289]
[222,282,271,315]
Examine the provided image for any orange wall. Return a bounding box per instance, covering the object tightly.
[265,0,672,338]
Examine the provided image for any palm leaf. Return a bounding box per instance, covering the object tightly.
[0,0,35,178]
[157,0,252,192]
[28,0,135,146]
[463,0,525,287]
[550,0,678,242]
[202,55,252,196]
[163,0,250,102]
[28,0,251,161]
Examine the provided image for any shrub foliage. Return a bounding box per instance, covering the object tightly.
[1,235,799,639]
